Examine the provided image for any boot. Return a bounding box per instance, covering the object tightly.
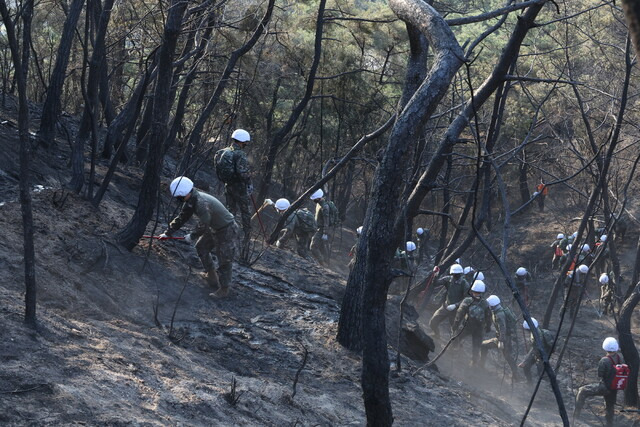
[210,264,232,298]
[202,269,220,290]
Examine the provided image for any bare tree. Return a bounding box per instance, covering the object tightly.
[0,0,36,325]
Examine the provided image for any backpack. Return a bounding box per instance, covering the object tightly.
[554,246,564,257]
[607,355,630,390]
[502,306,517,335]
[214,148,237,183]
[326,200,340,226]
[296,209,317,233]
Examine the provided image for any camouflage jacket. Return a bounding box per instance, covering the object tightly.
[166,189,235,236]
[226,142,251,184]
[436,275,469,306]
[454,296,491,331]
[314,200,331,234]
[599,352,625,389]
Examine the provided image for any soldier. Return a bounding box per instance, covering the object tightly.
[309,189,331,266]
[481,295,519,380]
[160,176,238,298]
[214,129,253,251]
[518,317,555,383]
[416,227,429,264]
[575,337,627,427]
[396,241,417,273]
[428,264,470,339]
[348,226,363,271]
[551,233,565,270]
[599,272,616,316]
[564,264,589,318]
[452,280,491,366]
[273,198,316,260]
[535,179,548,211]
[515,267,533,307]
[593,235,611,277]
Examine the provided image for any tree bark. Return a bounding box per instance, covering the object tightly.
[0,0,35,325]
[617,284,640,406]
[36,0,85,149]
[117,0,188,250]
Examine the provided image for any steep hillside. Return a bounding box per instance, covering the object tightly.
[1,99,639,426]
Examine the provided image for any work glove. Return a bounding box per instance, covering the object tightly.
[497,342,504,350]
[446,304,457,312]
[247,183,254,195]
[184,234,192,243]
[433,266,440,274]
[322,234,328,241]
[265,198,274,206]
[275,240,283,249]
[158,233,170,240]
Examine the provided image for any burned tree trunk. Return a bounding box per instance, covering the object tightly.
[117,0,188,250]
[617,285,640,407]
[36,0,85,149]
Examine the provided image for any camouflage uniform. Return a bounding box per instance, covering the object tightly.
[515,271,534,307]
[600,272,616,316]
[165,189,238,293]
[310,199,331,265]
[220,142,252,242]
[416,228,430,264]
[428,275,470,338]
[575,352,625,426]
[520,327,554,382]
[563,269,588,318]
[276,208,315,259]
[481,305,519,379]
[348,237,359,271]
[453,296,491,365]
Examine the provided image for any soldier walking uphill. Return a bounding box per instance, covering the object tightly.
[415,227,429,264]
[428,264,469,339]
[599,272,617,316]
[309,189,333,266]
[214,129,253,252]
[348,226,363,271]
[518,317,555,383]
[272,198,316,260]
[452,280,491,367]
[159,177,238,298]
[575,337,628,427]
[481,295,519,380]
[514,267,533,307]
[563,264,589,318]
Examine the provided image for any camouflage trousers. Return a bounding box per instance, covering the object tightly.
[310,231,330,265]
[224,182,252,237]
[195,222,238,288]
[429,305,456,337]
[575,382,616,426]
[481,336,519,379]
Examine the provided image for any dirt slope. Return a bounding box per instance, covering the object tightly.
[0,97,639,426]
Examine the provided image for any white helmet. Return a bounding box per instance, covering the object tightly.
[274,198,290,211]
[486,295,501,307]
[523,318,539,330]
[417,227,424,235]
[169,176,193,197]
[582,244,590,252]
[516,267,527,276]
[231,128,250,142]
[474,271,485,281]
[599,273,609,284]
[464,266,474,275]
[471,280,486,293]
[602,337,619,352]
[567,244,573,251]
[600,235,608,242]
[557,233,565,240]
[450,264,464,274]
[406,241,416,252]
[578,264,589,274]
[310,189,324,200]
[356,226,363,236]
[572,231,578,238]
[533,191,539,197]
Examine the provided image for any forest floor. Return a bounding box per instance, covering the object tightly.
[0,96,639,426]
